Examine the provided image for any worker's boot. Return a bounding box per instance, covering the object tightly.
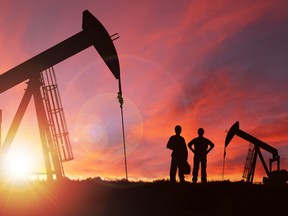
[201,177,207,183]
[192,177,197,183]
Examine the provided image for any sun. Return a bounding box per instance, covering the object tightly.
[3,148,35,179]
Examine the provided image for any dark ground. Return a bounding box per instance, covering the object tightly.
[0,178,287,216]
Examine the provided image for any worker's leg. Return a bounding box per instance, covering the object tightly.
[192,157,200,183]
[201,158,207,183]
[170,157,177,182]
[178,160,185,183]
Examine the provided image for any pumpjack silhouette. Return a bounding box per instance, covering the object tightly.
[225,121,288,184]
[0,10,121,180]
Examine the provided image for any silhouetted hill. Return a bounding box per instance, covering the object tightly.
[0,179,287,216]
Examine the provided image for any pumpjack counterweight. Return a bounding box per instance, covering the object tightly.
[0,10,120,180]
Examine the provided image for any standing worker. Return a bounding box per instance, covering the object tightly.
[188,128,214,183]
[167,125,188,183]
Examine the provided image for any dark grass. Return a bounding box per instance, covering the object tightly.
[1,178,287,216]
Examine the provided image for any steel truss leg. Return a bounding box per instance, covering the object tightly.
[0,77,63,180]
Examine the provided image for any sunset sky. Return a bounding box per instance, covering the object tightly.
[0,0,288,182]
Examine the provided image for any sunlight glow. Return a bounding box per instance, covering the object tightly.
[4,147,35,179]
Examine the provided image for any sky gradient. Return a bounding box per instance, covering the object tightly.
[0,0,288,182]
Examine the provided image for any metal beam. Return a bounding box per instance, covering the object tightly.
[0,10,120,94]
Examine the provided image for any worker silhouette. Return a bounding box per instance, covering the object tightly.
[167,125,188,183]
[188,128,214,183]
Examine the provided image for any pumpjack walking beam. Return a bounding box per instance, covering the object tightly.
[0,10,120,180]
[0,10,120,94]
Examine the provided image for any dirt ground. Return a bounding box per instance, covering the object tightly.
[0,179,287,216]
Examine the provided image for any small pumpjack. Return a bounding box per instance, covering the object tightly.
[224,121,288,184]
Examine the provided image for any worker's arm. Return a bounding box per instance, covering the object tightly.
[167,136,174,150]
[207,139,215,154]
[183,138,188,160]
[187,140,195,153]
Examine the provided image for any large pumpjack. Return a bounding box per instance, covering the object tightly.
[0,10,120,180]
[225,121,288,184]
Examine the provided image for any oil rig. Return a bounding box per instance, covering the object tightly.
[0,10,120,180]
